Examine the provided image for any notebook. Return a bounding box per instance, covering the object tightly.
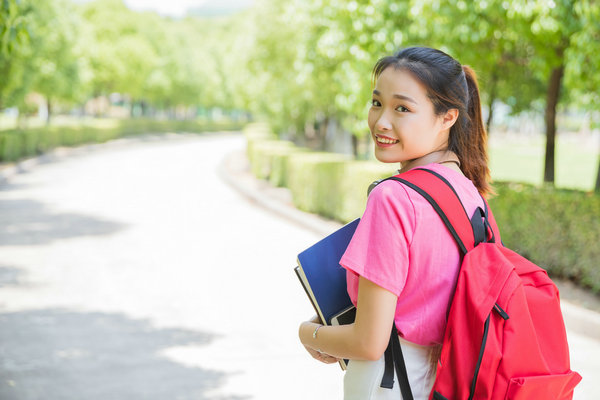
[295,218,360,369]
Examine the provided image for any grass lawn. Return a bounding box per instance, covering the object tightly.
[488,132,599,191]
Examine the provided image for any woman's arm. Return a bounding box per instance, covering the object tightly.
[299,276,398,361]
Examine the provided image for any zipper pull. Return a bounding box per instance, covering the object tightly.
[493,303,509,320]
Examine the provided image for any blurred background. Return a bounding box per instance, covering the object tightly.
[2,0,600,186]
[1,0,599,187]
[1,0,599,398]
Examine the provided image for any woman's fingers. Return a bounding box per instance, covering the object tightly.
[304,345,340,364]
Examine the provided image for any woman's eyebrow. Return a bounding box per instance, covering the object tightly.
[372,90,417,104]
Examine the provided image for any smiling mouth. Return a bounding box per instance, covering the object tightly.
[375,135,399,144]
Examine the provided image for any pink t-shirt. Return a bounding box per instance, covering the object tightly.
[340,163,485,346]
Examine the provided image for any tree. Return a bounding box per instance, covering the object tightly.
[79,0,158,113]
[409,0,546,133]
[563,0,600,192]
[514,0,583,185]
[0,0,31,56]
[306,0,414,155]
[30,0,85,123]
[0,0,33,110]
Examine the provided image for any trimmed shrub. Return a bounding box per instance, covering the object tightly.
[335,161,397,222]
[248,140,297,180]
[0,132,23,162]
[244,122,276,161]
[489,182,600,294]
[269,145,308,188]
[286,152,351,218]
[0,119,244,163]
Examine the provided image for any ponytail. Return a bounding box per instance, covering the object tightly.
[450,65,493,197]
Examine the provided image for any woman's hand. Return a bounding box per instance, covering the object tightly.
[299,316,340,364]
[298,278,398,361]
[303,345,340,364]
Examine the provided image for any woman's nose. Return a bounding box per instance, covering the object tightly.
[374,111,392,132]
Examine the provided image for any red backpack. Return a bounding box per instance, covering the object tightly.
[379,168,582,400]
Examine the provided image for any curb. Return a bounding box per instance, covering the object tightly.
[219,147,600,342]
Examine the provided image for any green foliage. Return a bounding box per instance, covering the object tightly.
[0,0,33,108]
[1,1,597,122]
[490,182,600,293]
[0,0,31,57]
[286,151,352,218]
[411,0,546,115]
[248,140,298,180]
[0,119,243,163]
[1,0,599,192]
[565,0,600,107]
[80,0,158,100]
[30,0,86,108]
[1,0,258,116]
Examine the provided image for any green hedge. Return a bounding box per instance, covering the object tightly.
[286,152,351,219]
[0,119,244,163]
[245,125,600,294]
[489,183,600,293]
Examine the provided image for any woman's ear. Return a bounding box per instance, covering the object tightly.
[441,108,459,131]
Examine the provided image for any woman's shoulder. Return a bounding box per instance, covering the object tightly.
[369,163,483,209]
[416,163,484,208]
[368,163,483,209]
[365,178,418,228]
[368,176,414,205]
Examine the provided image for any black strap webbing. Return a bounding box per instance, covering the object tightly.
[381,331,395,389]
[381,326,414,400]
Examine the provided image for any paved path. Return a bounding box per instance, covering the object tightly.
[0,132,598,399]
[0,133,341,399]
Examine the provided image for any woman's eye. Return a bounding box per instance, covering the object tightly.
[396,105,409,112]
[371,99,381,107]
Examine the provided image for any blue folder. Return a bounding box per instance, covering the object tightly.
[295,218,360,325]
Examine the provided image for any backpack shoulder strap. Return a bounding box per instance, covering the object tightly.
[378,167,502,396]
[382,168,500,253]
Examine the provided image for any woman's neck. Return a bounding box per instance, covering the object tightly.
[398,150,461,174]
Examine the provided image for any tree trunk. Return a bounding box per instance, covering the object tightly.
[351,134,358,159]
[46,97,52,126]
[486,70,498,134]
[486,97,495,135]
[319,117,329,151]
[595,148,600,194]
[543,65,564,185]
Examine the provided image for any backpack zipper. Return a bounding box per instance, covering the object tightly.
[468,303,508,399]
[468,314,490,400]
[494,303,509,320]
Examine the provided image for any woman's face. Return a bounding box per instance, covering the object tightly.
[368,67,450,164]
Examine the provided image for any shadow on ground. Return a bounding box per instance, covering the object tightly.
[0,266,24,288]
[0,199,125,246]
[0,309,247,400]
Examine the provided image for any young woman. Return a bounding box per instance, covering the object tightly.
[298,46,492,400]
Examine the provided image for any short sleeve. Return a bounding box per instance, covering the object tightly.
[340,180,416,296]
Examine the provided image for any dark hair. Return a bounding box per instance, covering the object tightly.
[372,47,492,197]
